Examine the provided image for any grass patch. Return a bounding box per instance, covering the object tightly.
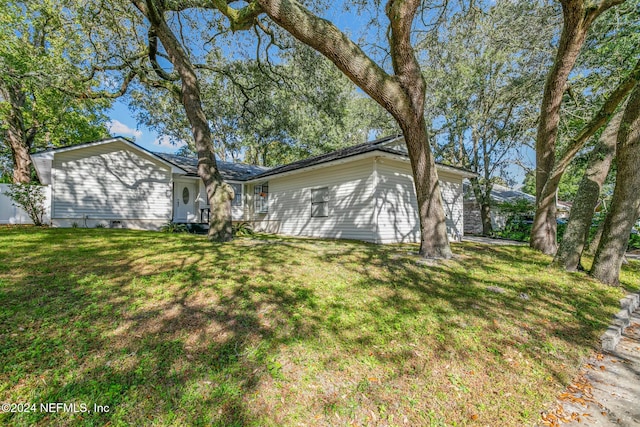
[0,227,638,426]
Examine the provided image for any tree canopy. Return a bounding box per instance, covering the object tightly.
[0,0,115,182]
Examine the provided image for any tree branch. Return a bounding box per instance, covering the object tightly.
[82,70,138,99]
[250,0,408,121]
[148,26,180,81]
[553,58,640,177]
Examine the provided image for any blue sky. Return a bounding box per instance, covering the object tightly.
[103,5,382,155]
[102,4,531,186]
[106,101,178,154]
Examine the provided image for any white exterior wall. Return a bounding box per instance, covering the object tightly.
[0,184,51,225]
[255,158,376,242]
[51,141,172,229]
[374,158,464,243]
[194,180,244,222]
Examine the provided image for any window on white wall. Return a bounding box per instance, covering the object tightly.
[311,187,329,217]
[254,183,268,213]
[230,183,242,207]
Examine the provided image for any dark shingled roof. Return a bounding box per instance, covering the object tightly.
[34,135,474,182]
[249,135,406,180]
[154,153,270,181]
[249,134,474,180]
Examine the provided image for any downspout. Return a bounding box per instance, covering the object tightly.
[373,156,379,243]
[170,180,175,223]
[50,161,55,226]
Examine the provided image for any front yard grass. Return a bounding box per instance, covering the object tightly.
[0,227,638,426]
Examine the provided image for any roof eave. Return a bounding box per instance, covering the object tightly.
[31,137,189,175]
[246,149,477,182]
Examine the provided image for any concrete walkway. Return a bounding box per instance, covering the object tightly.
[461,235,527,246]
[541,305,640,426]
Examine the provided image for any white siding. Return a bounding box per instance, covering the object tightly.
[256,158,376,241]
[0,184,51,225]
[51,141,172,227]
[374,158,464,243]
[195,180,244,222]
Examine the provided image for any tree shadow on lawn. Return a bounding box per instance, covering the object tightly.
[0,229,632,426]
[316,241,627,378]
[0,229,328,426]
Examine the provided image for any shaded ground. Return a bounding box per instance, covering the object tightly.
[542,305,640,427]
[0,227,639,426]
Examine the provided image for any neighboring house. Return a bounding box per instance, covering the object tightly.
[31,135,475,244]
[463,183,535,235]
[463,183,572,234]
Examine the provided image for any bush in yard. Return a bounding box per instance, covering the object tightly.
[232,222,254,237]
[493,198,535,241]
[5,183,47,226]
[160,221,188,233]
[629,230,640,250]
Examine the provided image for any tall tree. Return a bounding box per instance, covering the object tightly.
[531,0,628,254]
[590,82,640,285]
[128,0,234,241]
[0,0,114,183]
[428,1,554,235]
[552,110,621,270]
[176,0,466,258]
[129,46,395,166]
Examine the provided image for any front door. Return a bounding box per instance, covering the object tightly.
[175,181,196,222]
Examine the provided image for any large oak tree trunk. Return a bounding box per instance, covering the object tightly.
[532,1,591,255]
[1,84,33,183]
[552,112,620,270]
[255,0,452,258]
[469,177,493,236]
[7,129,32,184]
[138,0,233,241]
[590,83,640,285]
[480,203,493,236]
[401,115,452,258]
[531,0,626,254]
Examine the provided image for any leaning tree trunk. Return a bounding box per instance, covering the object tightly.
[532,1,591,254]
[530,0,628,254]
[591,83,640,285]
[137,0,233,241]
[1,83,33,183]
[7,129,32,183]
[254,0,452,258]
[585,218,605,255]
[552,111,621,270]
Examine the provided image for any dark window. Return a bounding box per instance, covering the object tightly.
[311,187,329,217]
[182,187,190,204]
[230,183,242,207]
[254,183,268,213]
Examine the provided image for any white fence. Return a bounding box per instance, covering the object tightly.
[0,184,51,225]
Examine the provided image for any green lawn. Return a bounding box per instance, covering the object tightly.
[0,227,638,426]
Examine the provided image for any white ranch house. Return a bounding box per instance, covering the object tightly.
[30,135,475,243]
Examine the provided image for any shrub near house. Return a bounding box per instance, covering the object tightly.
[3,184,48,226]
